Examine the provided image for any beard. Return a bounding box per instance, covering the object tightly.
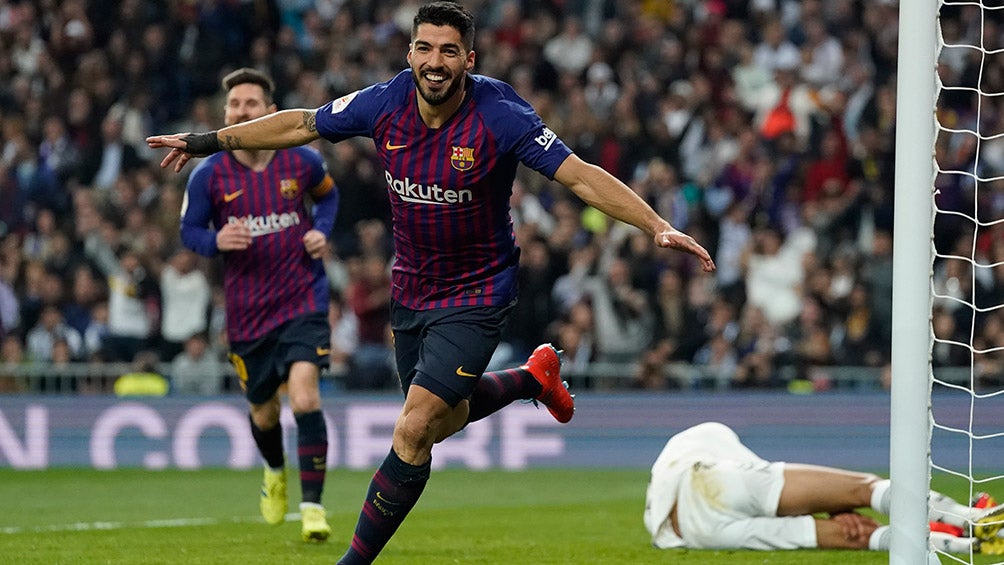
[412,68,465,106]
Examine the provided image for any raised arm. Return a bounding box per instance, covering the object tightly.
[146,109,322,172]
[553,154,716,272]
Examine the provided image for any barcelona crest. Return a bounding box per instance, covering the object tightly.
[279,178,299,199]
[450,146,475,171]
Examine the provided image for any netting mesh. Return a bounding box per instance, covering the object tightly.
[931,1,1004,562]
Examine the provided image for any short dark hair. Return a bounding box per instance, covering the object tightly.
[413,1,475,51]
[221,67,275,105]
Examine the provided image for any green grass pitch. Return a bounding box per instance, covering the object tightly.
[0,468,994,564]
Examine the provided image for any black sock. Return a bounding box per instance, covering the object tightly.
[295,410,327,504]
[466,367,542,424]
[249,414,284,469]
[337,448,430,565]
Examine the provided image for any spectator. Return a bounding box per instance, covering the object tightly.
[0,334,26,392]
[25,304,82,362]
[159,248,210,361]
[77,112,146,191]
[169,332,223,395]
[583,256,654,363]
[345,254,394,390]
[543,16,593,76]
[744,221,817,328]
[327,292,359,379]
[96,247,158,363]
[753,16,801,72]
[550,299,596,376]
[0,264,19,339]
[81,300,109,359]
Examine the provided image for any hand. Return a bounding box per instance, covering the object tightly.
[216,222,252,252]
[146,133,196,173]
[656,228,716,273]
[302,229,327,259]
[830,512,880,543]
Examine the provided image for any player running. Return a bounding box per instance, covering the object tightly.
[149,3,715,563]
[177,67,339,542]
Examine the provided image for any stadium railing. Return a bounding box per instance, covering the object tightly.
[0,360,974,394]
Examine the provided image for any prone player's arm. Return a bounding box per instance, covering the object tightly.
[553,154,716,272]
[147,109,322,172]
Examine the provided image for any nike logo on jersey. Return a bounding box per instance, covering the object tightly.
[223,190,244,203]
[316,347,331,356]
[456,366,478,378]
[385,141,408,150]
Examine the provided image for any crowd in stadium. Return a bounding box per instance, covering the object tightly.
[0,0,1000,394]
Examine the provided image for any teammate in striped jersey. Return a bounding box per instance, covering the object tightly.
[149,3,715,562]
[178,68,339,542]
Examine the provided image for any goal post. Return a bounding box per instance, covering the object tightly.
[890,0,938,563]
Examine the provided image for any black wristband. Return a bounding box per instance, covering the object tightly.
[182,131,221,156]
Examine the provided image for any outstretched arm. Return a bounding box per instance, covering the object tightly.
[553,154,716,272]
[146,109,322,172]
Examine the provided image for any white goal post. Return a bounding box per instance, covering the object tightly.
[890,0,937,563]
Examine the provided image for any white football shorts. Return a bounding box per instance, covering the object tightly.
[671,424,817,550]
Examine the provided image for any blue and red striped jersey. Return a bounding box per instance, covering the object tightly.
[314,70,573,310]
[180,146,337,342]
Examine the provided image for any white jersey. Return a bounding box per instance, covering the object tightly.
[644,422,817,550]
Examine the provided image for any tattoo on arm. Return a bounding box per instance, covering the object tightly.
[221,135,242,150]
[302,111,317,133]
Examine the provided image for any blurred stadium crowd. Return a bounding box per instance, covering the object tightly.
[0,0,1001,395]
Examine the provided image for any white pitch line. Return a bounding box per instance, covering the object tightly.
[0,513,304,535]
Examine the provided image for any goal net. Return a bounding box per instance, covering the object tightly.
[912,0,1004,563]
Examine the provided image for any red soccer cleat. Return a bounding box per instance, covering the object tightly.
[974,492,998,510]
[522,344,574,423]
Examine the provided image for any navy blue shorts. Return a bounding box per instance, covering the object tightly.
[227,311,331,404]
[391,300,514,407]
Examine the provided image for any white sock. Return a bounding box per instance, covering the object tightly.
[871,479,892,515]
[869,525,891,551]
[930,532,976,553]
[929,491,971,527]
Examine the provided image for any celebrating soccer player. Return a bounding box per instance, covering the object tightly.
[148,3,715,562]
[175,67,339,542]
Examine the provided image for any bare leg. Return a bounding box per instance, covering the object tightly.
[285,361,328,510]
[777,463,881,516]
[287,360,322,413]
[394,385,468,464]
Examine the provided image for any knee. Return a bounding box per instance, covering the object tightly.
[250,399,281,429]
[288,389,321,414]
[395,410,438,451]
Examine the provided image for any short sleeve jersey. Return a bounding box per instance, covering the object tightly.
[314,70,573,310]
[181,146,334,342]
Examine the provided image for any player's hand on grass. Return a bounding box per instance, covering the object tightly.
[829,511,880,543]
[216,222,252,252]
[656,227,716,273]
[302,229,327,259]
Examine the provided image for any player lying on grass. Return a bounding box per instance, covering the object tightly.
[644,422,1004,554]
